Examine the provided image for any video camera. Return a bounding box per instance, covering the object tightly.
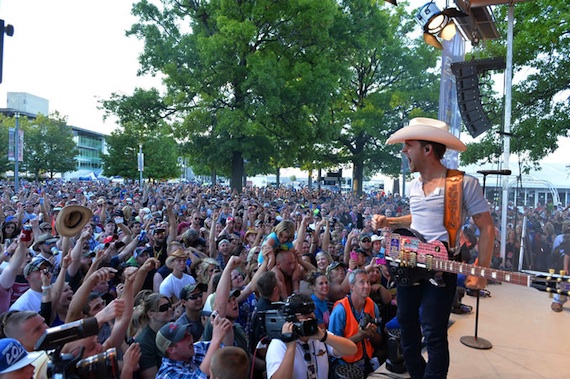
[34,317,119,379]
[256,300,319,343]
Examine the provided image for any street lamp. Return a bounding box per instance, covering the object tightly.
[138,143,144,189]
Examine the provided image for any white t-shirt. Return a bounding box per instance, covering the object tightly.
[266,338,338,379]
[409,173,489,244]
[159,273,196,300]
[9,288,42,312]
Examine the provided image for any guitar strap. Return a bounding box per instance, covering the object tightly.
[444,169,464,258]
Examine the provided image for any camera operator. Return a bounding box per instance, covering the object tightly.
[328,269,383,376]
[265,294,356,379]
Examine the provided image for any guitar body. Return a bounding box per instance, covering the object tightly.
[385,228,570,295]
[387,228,454,286]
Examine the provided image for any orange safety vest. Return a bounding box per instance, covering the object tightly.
[334,296,375,363]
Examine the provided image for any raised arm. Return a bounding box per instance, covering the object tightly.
[67,229,91,278]
[0,237,28,290]
[103,268,136,350]
[66,267,117,323]
[213,256,241,318]
[199,316,233,375]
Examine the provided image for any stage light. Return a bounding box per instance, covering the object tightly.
[415,2,467,49]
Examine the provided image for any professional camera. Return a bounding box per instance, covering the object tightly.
[257,300,319,343]
[359,313,382,330]
[34,317,120,379]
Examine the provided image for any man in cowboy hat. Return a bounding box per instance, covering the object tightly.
[372,117,494,378]
[31,233,60,269]
[159,249,197,303]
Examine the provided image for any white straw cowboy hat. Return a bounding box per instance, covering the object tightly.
[387,117,467,152]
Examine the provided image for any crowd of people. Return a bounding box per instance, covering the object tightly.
[0,119,568,379]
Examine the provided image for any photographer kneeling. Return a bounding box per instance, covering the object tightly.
[265,294,356,379]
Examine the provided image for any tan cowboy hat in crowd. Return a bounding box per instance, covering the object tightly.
[56,205,93,237]
[387,117,467,152]
[166,249,189,269]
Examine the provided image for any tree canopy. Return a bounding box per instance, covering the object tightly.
[101,122,180,181]
[101,0,441,194]
[0,113,77,180]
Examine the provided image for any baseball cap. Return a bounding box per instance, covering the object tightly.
[359,234,372,242]
[155,323,195,355]
[0,339,43,374]
[179,283,208,300]
[326,261,346,277]
[134,246,152,258]
[229,288,241,299]
[23,256,53,277]
[177,222,191,235]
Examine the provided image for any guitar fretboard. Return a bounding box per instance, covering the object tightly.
[388,231,570,294]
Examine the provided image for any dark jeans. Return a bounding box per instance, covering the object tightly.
[396,272,457,379]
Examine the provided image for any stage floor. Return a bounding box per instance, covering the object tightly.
[370,278,570,379]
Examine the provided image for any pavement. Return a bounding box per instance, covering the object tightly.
[370,277,570,379]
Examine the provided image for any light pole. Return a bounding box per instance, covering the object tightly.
[138,143,144,189]
[14,112,19,192]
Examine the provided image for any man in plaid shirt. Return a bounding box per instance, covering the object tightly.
[155,315,233,379]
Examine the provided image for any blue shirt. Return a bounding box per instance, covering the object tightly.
[155,341,211,379]
[258,232,294,264]
[311,294,330,328]
[329,296,382,338]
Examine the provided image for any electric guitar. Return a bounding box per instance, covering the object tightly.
[386,229,570,295]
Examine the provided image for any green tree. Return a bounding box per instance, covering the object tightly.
[102,123,179,181]
[325,1,441,195]
[461,1,570,172]
[103,0,342,193]
[0,114,16,176]
[22,113,77,180]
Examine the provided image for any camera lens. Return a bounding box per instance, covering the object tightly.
[76,348,120,379]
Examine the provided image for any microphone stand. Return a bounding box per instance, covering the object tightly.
[460,169,510,350]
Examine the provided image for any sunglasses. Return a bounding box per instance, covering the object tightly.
[157,302,172,312]
[42,227,52,231]
[186,292,203,300]
[362,239,371,243]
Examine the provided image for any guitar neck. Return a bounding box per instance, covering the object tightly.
[429,258,531,287]
[388,230,570,294]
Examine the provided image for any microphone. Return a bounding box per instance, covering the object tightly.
[477,170,512,176]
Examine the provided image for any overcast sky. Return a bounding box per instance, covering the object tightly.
[0,0,160,134]
[0,0,567,166]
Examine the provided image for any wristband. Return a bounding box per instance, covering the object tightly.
[41,285,52,290]
[319,329,328,343]
[3,251,11,257]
